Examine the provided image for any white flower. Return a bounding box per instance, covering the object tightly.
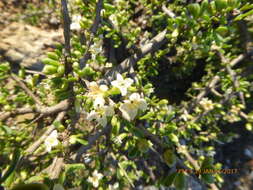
[230,105,240,115]
[180,109,193,121]
[44,130,59,152]
[25,75,33,86]
[87,105,114,127]
[111,74,133,96]
[87,110,107,127]
[70,15,82,31]
[88,170,103,188]
[87,82,108,107]
[113,136,122,144]
[109,14,118,27]
[109,182,119,190]
[199,98,214,111]
[119,93,147,121]
[84,156,92,164]
[94,96,105,108]
[88,82,108,98]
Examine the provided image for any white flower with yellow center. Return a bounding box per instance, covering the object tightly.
[88,170,103,188]
[88,82,108,97]
[87,81,108,106]
[199,98,214,111]
[44,130,59,152]
[111,74,133,96]
[119,93,147,121]
[87,105,114,127]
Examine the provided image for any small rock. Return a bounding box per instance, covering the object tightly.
[0,22,63,70]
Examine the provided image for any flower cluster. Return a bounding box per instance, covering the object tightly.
[87,170,103,188]
[86,74,147,126]
[199,98,214,111]
[223,105,242,123]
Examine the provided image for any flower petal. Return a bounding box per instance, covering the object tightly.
[138,99,147,111]
[119,103,138,121]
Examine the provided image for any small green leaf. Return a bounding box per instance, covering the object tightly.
[42,65,58,75]
[158,99,168,105]
[57,65,65,75]
[227,0,239,8]
[128,146,140,158]
[1,125,12,135]
[132,127,145,138]
[47,52,59,60]
[201,172,215,184]
[174,173,187,190]
[42,58,61,66]
[65,163,85,174]
[79,66,95,77]
[216,26,229,36]
[137,139,150,153]
[0,148,20,184]
[0,63,10,72]
[169,133,179,144]
[239,3,253,11]
[76,138,88,146]
[106,87,121,96]
[188,3,201,18]
[215,0,227,11]
[111,116,120,135]
[161,172,177,187]
[201,156,214,168]
[139,112,154,120]
[246,123,252,131]
[234,9,253,21]
[163,149,176,167]
[200,0,209,15]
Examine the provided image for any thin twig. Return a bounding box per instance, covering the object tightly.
[137,125,214,190]
[180,53,246,119]
[0,99,69,121]
[61,0,72,77]
[74,124,112,161]
[80,0,103,67]
[10,74,43,106]
[217,51,245,105]
[162,4,176,18]
[25,69,46,76]
[61,0,71,56]
[102,29,168,83]
[25,111,66,155]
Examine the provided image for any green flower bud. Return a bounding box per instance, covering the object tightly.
[42,58,61,67]
[43,65,58,75]
[57,65,65,75]
[47,52,59,60]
